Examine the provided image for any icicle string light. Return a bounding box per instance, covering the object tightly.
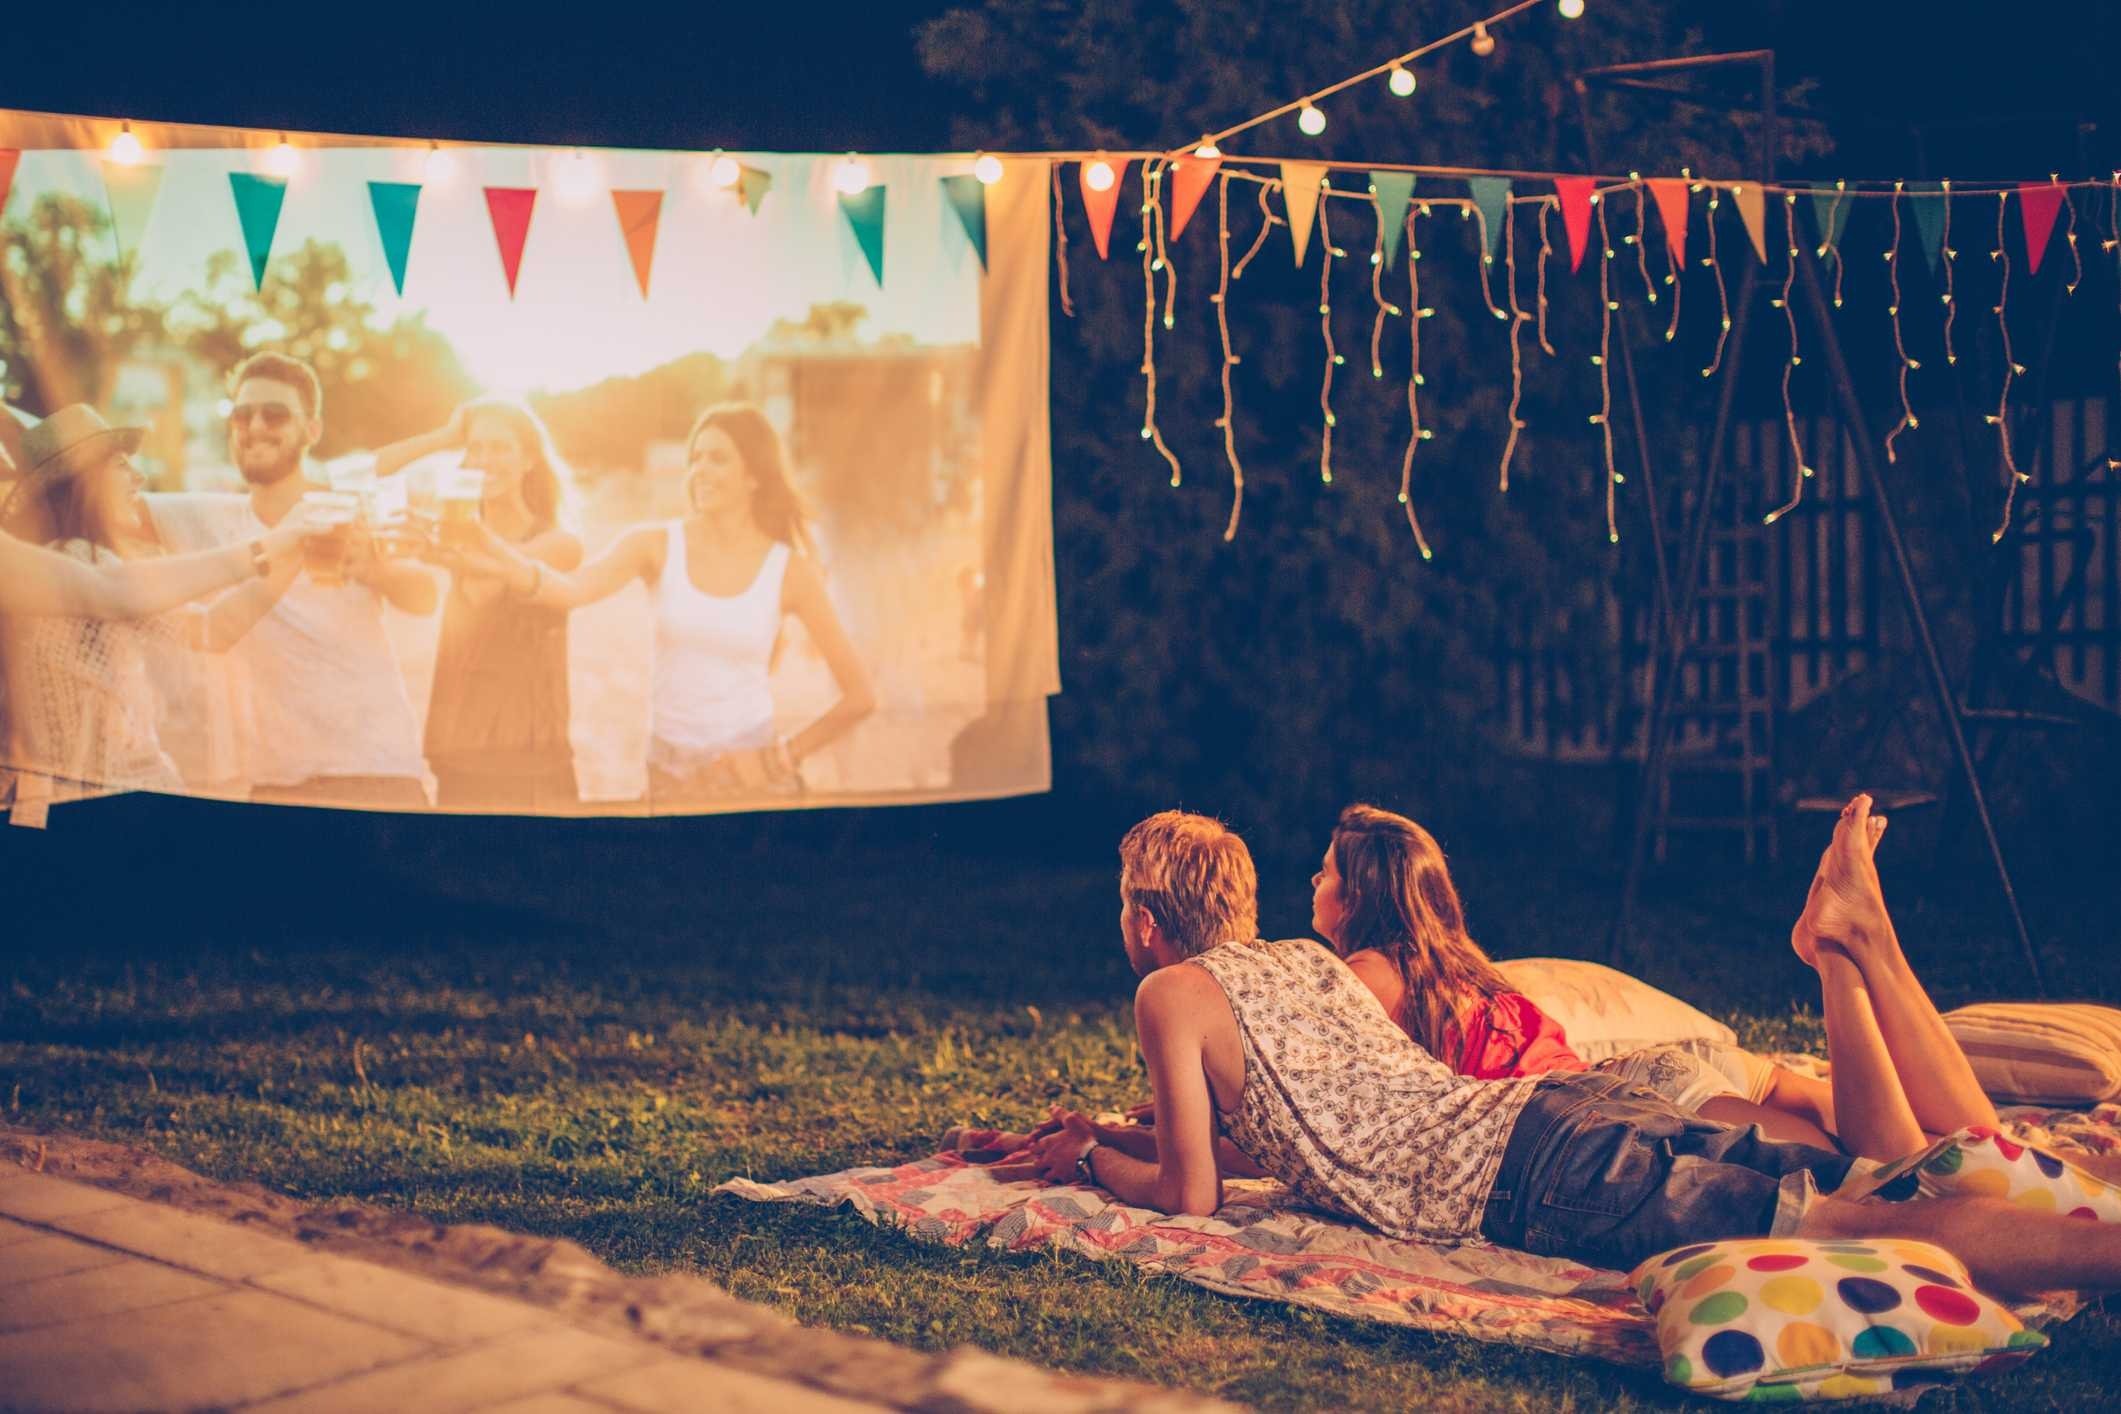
[1317,188,1340,485]
[1154,167,1178,333]
[1664,171,1688,342]
[1232,179,1281,280]
[1467,201,1507,319]
[1535,198,1557,355]
[2063,189,2082,295]
[1990,190,2026,543]
[1702,186,1731,378]
[1212,174,1246,541]
[1398,209,1434,559]
[1884,182,1919,464]
[1137,161,1182,487]
[1764,197,1812,526]
[1594,197,1618,544]
[1052,162,1075,318]
[1819,180,1847,308]
[1367,183,1403,380]
[1501,199,1527,491]
[1631,180,1658,305]
[1941,181,1958,365]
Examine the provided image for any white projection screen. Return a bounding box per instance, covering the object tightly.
[0,110,1058,819]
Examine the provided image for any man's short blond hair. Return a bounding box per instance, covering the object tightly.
[1118,811,1260,958]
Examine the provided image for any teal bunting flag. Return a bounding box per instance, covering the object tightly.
[1910,182,1948,273]
[227,172,289,290]
[1809,183,1852,255]
[1467,176,1512,257]
[367,181,421,296]
[1369,171,1415,270]
[100,161,166,269]
[839,186,886,286]
[739,164,772,215]
[940,173,987,270]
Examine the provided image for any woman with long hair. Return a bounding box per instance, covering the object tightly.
[447,402,874,804]
[1316,803,1847,1148]
[379,399,582,810]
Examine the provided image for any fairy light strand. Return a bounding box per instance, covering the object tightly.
[1212,174,1246,540]
[1702,185,1731,378]
[1398,208,1435,559]
[1990,190,2027,543]
[1318,187,1340,485]
[1884,181,1919,464]
[1467,202,1507,320]
[1664,170,1689,342]
[1941,181,1958,365]
[1367,183,1404,380]
[2063,188,2081,295]
[1052,163,1074,318]
[1819,180,1847,308]
[1630,180,1658,306]
[1232,179,1281,280]
[1137,161,1182,487]
[1594,196,1618,544]
[1535,199,1557,355]
[1501,199,1527,491]
[1764,197,1812,526]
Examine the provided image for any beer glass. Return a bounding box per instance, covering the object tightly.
[301,491,361,585]
[437,466,486,550]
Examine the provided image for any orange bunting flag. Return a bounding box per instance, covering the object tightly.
[1281,161,1329,266]
[484,187,537,297]
[1553,177,1596,273]
[1078,160,1126,260]
[611,190,664,297]
[1166,153,1221,243]
[2017,181,2066,276]
[1731,182,1768,263]
[1646,177,1690,265]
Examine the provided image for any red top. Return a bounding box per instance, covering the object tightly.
[1442,992,1592,1080]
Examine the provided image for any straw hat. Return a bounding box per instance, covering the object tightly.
[15,404,146,481]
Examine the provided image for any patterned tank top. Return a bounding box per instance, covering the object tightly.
[1188,938,1546,1242]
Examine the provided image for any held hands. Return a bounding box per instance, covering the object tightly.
[986,1108,1099,1184]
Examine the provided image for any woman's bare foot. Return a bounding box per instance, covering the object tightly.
[1791,796,1891,969]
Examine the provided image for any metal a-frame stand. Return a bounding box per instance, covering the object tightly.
[1578,51,2044,994]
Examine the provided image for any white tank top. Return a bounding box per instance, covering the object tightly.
[650,524,790,760]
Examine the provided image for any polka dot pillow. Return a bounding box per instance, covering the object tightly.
[1856,1124,2121,1219]
[1629,1237,2046,1401]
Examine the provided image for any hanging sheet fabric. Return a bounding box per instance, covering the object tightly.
[0,108,1059,820]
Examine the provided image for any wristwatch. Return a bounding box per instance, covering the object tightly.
[1073,1140,1101,1188]
[248,538,273,578]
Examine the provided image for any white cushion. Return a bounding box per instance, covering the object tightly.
[1495,957,1736,1064]
[1943,1002,2121,1105]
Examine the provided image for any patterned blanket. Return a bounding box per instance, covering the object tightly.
[716,1099,2121,1368]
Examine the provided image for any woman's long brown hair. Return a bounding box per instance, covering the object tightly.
[1327,804,1519,1066]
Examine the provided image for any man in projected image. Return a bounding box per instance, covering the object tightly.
[215,352,436,807]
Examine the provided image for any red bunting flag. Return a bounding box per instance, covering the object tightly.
[2017,182,2065,276]
[1553,177,1596,273]
[484,187,537,297]
[1079,160,1127,260]
[1645,177,1690,265]
[611,190,664,297]
[0,151,18,219]
[1166,153,1221,243]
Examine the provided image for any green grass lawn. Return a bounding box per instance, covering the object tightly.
[3,823,2116,1410]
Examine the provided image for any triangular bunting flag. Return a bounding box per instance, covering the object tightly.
[1646,178,1690,266]
[0,151,19,220]
[1808,183,1851,255]
[1078,161,1125,260]
[1553,177,1596,273]
[1466,176,1511,258]
[2018,181,2066,276]
[366,181,421,296]
[484,187,537,298]
[1370,171,1416,269]
[1730,182,1768,262]
[738,164,772,215]
[1166,154,1220,243]
[1910,182,1948,273]
[1281,161,1329,266]
[99,161,166,269]
[227,172,289,291]
[839,186,886,286]
[940,173,987,269]
[611,190,664,297]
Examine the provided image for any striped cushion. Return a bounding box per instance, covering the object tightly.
[1943,1003,2121,1105]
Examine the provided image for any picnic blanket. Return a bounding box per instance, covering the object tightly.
[716,1096,2121,1369]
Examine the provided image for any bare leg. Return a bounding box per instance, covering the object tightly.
[1793,794,1999,1137]
[1802,1192,2121,1298]
[1816,948,1928,1159]
[1697,1095,1839,1151]
[1760,1066,1837,1140]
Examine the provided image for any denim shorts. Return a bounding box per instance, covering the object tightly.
[1479,1072,1857,1272]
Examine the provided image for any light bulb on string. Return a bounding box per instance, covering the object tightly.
[425,142,457,186]
[1298,103,1327,137]
[1083,157,1116,193]
[108,122,145,166]
[265,134,300,179]
[834,154,872,196]
[1470,22,1496,56]
[1194,138,1221,160]
[1557,0,1585,18]
[1388,65,1417,98]
[973,153,1004,185]
[710,152,743,189]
